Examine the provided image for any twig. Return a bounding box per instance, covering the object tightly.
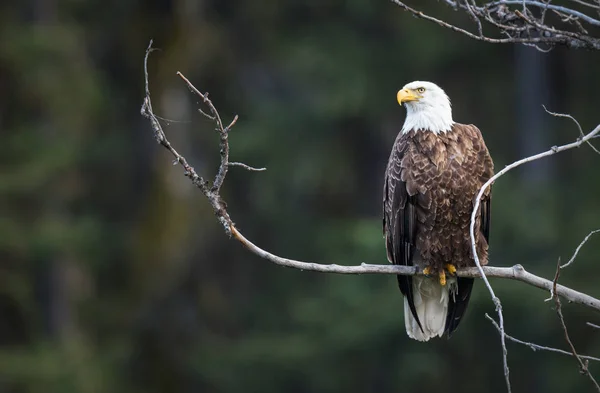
[569,0,600,10]
[486,314,600,362]
[587,322,600,330]
[229,162,267,171]
[544,106,600,155]
[552,260,600,391]
[562,229,600,269]
[176,72,230,194]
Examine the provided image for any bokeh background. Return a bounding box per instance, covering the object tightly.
[1,1,600,392]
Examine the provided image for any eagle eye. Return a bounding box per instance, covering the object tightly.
[416,87,426,94]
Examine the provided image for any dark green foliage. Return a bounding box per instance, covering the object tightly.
[1,0,600,392]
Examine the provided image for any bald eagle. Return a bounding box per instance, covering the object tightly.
[383,81,494,341]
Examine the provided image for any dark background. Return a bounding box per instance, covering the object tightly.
[1,1,599,392]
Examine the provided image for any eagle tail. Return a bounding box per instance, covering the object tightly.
[404,276,454,341]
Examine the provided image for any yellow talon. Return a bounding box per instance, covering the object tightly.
[445,263,457,275]
[422,267,432,276]
[439,270,447,286]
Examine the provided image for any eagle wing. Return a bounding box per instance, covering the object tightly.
[444,124,494,335]
[383,135,423,332]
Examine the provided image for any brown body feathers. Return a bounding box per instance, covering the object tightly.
[383,123,494,336]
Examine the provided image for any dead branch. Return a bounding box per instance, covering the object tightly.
[486,314,600,363]
[390,0,600,51]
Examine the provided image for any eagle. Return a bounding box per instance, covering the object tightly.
[383,81,494,341]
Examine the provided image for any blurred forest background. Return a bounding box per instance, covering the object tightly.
[1,0,600,392]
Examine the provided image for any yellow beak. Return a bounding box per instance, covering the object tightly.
[397,88,420,105]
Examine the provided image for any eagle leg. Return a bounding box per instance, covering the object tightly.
[439,270,446,286]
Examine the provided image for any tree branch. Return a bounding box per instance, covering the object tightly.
[390,0,600,51]
[486,314,600,363]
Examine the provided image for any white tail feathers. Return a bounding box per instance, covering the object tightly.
[404,276,456,341]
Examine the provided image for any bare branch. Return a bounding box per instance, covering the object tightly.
[486,314,600,362]
[141,42,233,235]
[389,0,600,51]
[552,260,600,391]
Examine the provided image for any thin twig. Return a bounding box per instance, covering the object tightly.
[587,322,600,330]
[569,0,600,10]
[544,106,600,155]
[486,314,600,362]
[552,260,600,391]
[562,229,600,269]
[176,72,230,194]
[229,162,267,171]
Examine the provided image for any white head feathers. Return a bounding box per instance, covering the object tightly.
[397,81,454,134]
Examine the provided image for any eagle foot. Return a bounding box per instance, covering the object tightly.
[422,267,450,286]
[444,263,457,275]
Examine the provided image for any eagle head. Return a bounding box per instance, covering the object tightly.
[397,81,454,134]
